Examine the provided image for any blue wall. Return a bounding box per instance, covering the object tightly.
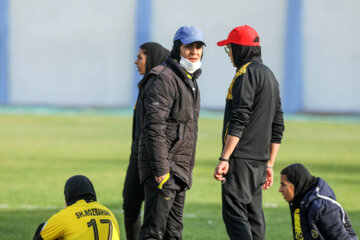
[283,0,303,113]
[133,0,152,105]
[3,0,360,113]
[0,0,9,104]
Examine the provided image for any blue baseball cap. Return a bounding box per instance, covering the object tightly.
[173,26,206,45]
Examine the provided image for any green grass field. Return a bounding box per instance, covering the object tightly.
[0,112,359,239]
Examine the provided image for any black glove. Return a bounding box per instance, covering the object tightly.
[33,222,45,240]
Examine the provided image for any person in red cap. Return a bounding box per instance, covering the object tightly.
[214,25,285,240]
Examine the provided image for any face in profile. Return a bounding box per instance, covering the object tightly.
[279,174,295,203]
[180,41,203,63]
[135,48,147,75]
[225,44,236,68]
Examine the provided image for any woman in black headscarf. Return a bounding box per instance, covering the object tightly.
[122,42,169,240]
[33,175,120,240]
[279,163,358,240]
[280,163,316,204]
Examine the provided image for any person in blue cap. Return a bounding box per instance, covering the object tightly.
[137,26,205,240]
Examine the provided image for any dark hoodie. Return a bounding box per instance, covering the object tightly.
[64,175,97,206]
[231,43,261,68]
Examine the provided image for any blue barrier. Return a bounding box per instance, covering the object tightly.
[132,0,152,106]
[0,0,9,104]
[283,0,303,113]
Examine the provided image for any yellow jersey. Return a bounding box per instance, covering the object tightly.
[40,200,120,240]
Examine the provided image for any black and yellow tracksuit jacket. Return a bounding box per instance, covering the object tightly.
[222,57,284,160]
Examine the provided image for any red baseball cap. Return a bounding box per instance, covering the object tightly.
[217,25,260,47]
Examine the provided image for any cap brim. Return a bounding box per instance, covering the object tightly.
[217,39,229,46]
[180,38,206,46]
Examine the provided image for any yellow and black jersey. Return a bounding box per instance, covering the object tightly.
[40,200,120,240]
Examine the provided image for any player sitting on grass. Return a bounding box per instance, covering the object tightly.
[33,175,120,240]
[279,163,358,240]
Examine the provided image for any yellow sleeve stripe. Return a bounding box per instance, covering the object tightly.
[224,122,229,143]
[294,208,304,240]
[226,62,252,100]
[185,71,192,79]
[158,173,170,189]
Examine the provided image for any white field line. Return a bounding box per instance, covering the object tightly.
[0,203,279,218]
[0,204,63,210]
[0,204,10,209]
[263,203,279,208]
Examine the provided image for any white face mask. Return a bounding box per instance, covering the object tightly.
[179,57,201,74]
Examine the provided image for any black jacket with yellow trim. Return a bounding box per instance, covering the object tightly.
[138,57,201,189]
[222,57,284,160]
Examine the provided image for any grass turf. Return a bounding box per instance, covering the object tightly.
[0,114,359,239]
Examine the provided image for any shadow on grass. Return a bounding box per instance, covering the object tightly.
[0,209,56,240]
[10,203,360,240]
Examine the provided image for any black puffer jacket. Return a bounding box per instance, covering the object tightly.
[130,43,170,161]
[138,57,201,189]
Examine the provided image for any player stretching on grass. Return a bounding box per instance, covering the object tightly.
[214,25,284,240]
[33,175,120,240]
[280,163,358,240]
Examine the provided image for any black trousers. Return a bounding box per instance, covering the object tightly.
[123,158,144,240]
[222,159,267,240]
[140,174,186,240]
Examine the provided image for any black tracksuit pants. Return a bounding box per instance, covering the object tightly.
[222,158,267,240]
[140,174,186,240]
[123,158,144,240]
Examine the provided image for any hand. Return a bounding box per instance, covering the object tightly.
[262,167,273,190]
[155,173,168,183]
[214,161,229,181]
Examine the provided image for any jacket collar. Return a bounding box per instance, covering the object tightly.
[166,57,202,82]
[137,63,167,89]
[296,178,336,208]
[166,57,201,97]
[236,56,262,71]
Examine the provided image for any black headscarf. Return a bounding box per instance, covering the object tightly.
[281,163,317,203]
[170,40,182,62]
[140,42,170,74]
[231,43,261,68]
[64,175,97,206]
